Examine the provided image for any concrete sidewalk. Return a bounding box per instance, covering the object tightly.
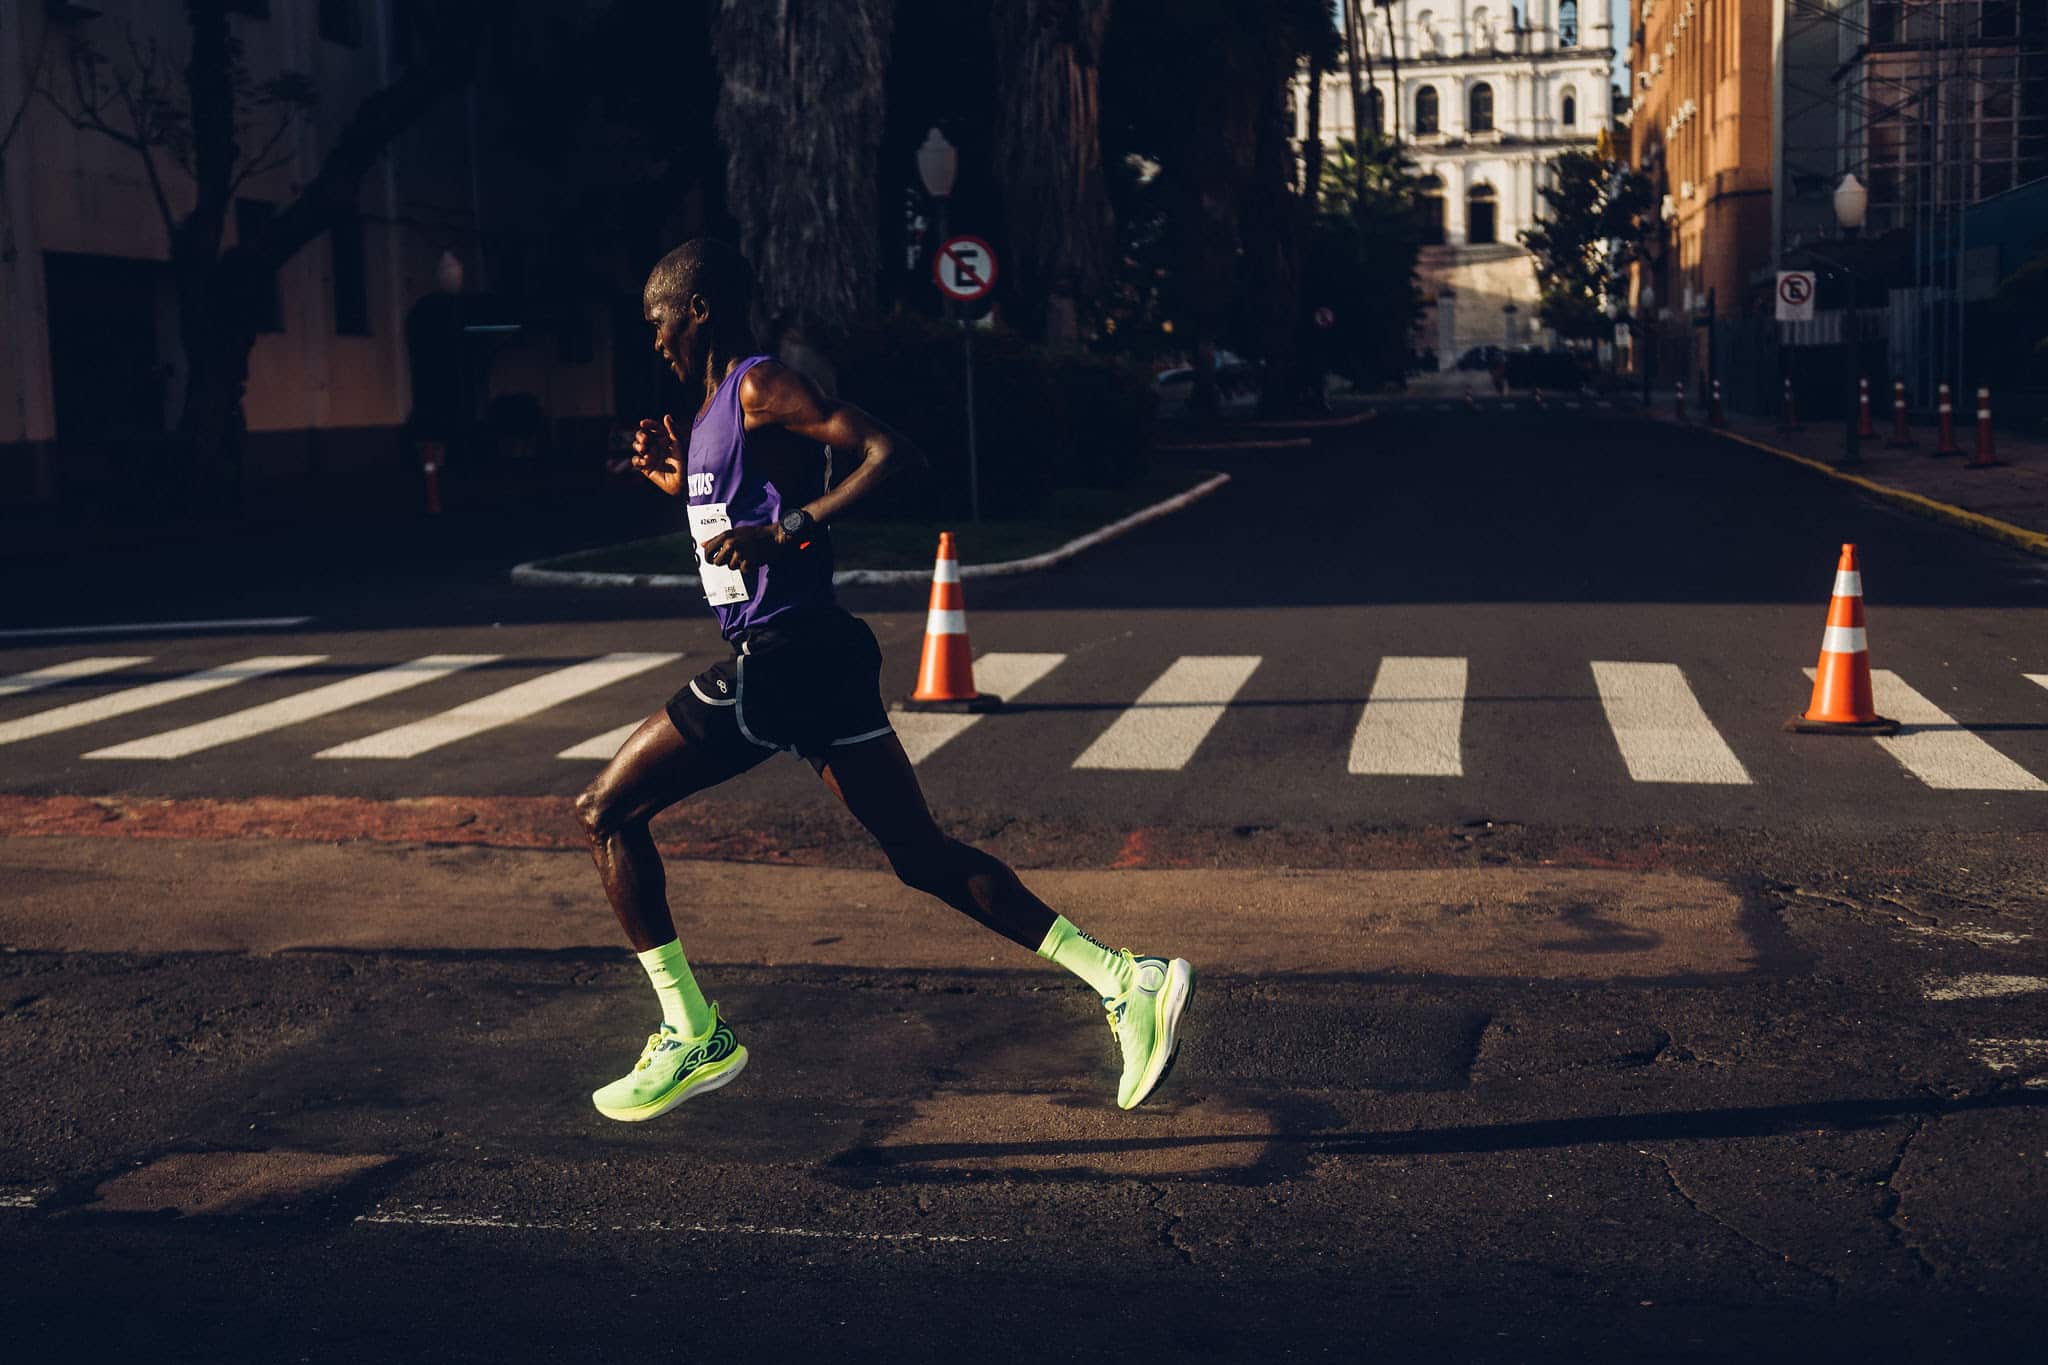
[1676,402,2048,556]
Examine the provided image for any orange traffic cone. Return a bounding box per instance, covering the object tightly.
[903,532,1002,712]
[1789,543,1898,735]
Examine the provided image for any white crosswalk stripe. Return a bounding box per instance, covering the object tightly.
[1592,661,1752,785]
[890,653,1068,765]
[1073,655,1260,771]
[1349,656,1466,776]
[0,656,327,748]
[2028,672,2048,694]
[85,654,502,759]
[0,656,150,700]
[317,652,680,760]
[558,720,646,762]
[1805,668,2047,791]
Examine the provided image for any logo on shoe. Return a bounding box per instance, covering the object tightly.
[680,1024,736,1072]
[1135,961,1167,993]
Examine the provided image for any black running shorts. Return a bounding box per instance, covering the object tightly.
[664,607,894,764]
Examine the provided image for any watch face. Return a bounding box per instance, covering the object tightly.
[781,511,805,533]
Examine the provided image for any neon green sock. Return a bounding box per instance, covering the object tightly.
[1036,915,1133,998]
[637,939,714,1037]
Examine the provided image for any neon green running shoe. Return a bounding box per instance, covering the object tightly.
[591,1006,748,1123]
[1103,952,1195,1110]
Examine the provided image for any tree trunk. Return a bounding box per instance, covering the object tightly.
[712,0,895,354]
[991,0,1115,348]
[1381,3,1402,144]
[1301,44,1325,217]
[1247,67,1302,418]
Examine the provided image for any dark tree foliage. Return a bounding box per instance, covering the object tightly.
[1100,0,1333,413]
[1518,148,1656,342]
[1308,136,1426,390]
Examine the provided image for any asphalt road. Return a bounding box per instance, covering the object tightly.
[4,409,2047,1361]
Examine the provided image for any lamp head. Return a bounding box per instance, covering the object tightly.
[1834,173,1868,232]
[916,128,958,199]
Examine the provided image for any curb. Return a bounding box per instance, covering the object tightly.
[1709,427,2048,560]
[508,472,1233,591]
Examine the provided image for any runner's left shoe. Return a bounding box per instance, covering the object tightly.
[1104,952,1195,1110]
[592,1005,748,1122]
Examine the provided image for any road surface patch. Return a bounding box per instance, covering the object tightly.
[84,1151,393,1217]
[1971,1038,2048,1086]
[352,1207,1007,1243]
[0,838,1766,981]
[855,1090,1280,1178]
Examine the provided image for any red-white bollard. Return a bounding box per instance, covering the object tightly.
[1970,386,2002,468]
[1886,378,1915,448]
[1857,377,1877,438]
[1779,377,1801,432]
[1709,378,1726,427]
[1674,381,1685,421]
[419,441,445,515]
[1935,383,1959,456]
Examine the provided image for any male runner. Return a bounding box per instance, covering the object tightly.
[576,239,1194,1121]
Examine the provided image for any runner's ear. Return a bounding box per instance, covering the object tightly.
[664,414,679,448]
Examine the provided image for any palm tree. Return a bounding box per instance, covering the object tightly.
[712,0,895,362]
[990,1,1116,349]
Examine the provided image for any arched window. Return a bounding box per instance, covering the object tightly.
[1559,0,1579,47]
[1467,183,1498,245]
[1470,82,1495,133]
[1418,175,1446,245]
[1367,86,1385,134]
[1561,88,1577,128]
[1416,85,1440,136]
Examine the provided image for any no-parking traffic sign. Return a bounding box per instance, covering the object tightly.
[1776,270,1816,322]
[934,236,997,302]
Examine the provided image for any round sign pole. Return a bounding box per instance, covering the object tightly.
[933,235,1000,523]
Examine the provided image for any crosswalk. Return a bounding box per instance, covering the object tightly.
[2,647,2046,793]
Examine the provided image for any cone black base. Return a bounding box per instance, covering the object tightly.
[898,693,1004,714]
[1786,714,1899,735]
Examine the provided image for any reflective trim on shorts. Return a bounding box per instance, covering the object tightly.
[689,678,736,708]
[827,724,896,747]
[732,654,783,751]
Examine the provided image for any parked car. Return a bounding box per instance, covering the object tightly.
[1502,347,1592,391]
[1456,345,1506,372]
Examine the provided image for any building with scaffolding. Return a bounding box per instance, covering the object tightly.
[1772,0,2048,414]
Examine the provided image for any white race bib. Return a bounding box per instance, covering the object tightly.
[688,502,751,606]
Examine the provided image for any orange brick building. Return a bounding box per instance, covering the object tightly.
[1627,0,1775,386]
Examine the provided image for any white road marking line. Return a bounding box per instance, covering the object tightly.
[84,655,501,759]
[316,652,681,759]
[0,656,150,700]
[891,652,1067,765]
[1803,668,2047,791]
[353,1209,1007,1243]
[1924,974,2048,1002]
[1894,922,2030,947]
[1592,661,1752,785]
[1073,655,1260,771]
[0,616,311,641]
[0,1190,41,1208]
[557,720,645,762]
[1348,656,1466,777]
[2028,672,2048,693]
[0,656,327,748]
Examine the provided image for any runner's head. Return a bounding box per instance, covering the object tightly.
[643,239,754,385]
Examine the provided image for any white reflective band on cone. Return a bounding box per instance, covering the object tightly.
[925,609,967,636]
[1821,626,1868,654]
[932,559,961,584]
[1832,570,1863,598]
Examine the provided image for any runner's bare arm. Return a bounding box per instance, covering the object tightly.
[700,362,927,572]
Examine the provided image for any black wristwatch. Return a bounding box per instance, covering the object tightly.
[779,508,816,540]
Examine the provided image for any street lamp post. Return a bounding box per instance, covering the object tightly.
[1638,280,1656,409]
[917,127,980,524]
[1834,173,1868,465]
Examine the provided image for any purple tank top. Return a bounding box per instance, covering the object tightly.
[685,355,836,640]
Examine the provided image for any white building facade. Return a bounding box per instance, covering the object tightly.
[1292,1,1616,367]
